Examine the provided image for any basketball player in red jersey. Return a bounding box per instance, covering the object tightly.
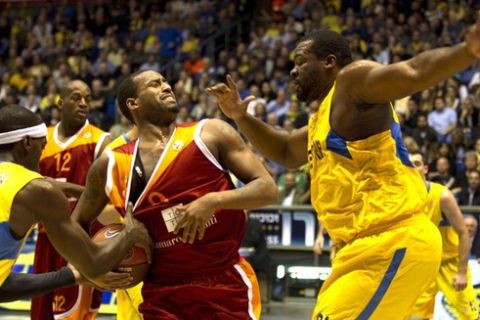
[31,80,112,320]
[72,70,278,320]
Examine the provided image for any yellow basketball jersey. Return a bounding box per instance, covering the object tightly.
[0,162,42,286]
[308,84,427,245]
[426,182,459,260]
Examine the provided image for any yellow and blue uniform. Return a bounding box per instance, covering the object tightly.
[0,162,42,286]
[104,131,143,320]
[411,182,478,319]
[309,84,442,320]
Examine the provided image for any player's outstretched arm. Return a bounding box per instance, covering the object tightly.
[174,119,278,243]
[72,154,110,229]
[338,12,480,105]
[0,266,79,302]
[441,189,470,291]
[43,177,85,199]
[17,179,151,279]
[207,75,308,168]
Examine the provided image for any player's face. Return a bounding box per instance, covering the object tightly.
[290,40,326,103]
[135,71,179,124]
[61,82,91,128]
[24,136,47,172]
[409,154,428,178]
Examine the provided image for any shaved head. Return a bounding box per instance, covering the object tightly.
[61,80,90,98]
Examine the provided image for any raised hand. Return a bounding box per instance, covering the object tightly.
[206,74,255,120]
[466,11,480,59]
[123,202,153,263]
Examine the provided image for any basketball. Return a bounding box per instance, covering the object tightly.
[92,224,149,287]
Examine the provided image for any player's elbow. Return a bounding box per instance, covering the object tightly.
[263,178,279,204]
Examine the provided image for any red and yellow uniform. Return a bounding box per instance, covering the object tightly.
[410,182,478,319]
[105,120,260,319]
[31,121,108,320]
[308,84,442,319]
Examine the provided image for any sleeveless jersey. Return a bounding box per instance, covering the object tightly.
[40,120,108,186]
[0,162,42,285]
[426,182,459,260]
[105,120,246,281]
[104,132,133,153]
[308,84,427,245]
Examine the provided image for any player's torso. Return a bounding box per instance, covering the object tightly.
[0,162,42,285]
[308,84,427,245]
[426,182,459,260]
[106,121,245,279]
[40,121,107,185]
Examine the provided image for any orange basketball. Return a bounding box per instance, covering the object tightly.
[92,224,149,287]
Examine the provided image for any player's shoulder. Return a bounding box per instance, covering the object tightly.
[337,59,381,81]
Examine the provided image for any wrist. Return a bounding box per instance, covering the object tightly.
[206,192,221,210]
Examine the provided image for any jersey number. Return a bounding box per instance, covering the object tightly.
[53,295,66,312]
[54,152,72,173]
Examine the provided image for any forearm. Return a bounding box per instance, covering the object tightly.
[235,114,292,167]
[458,232,470,274]
[407,43,475,91]
[211,178,278,210]
[44,178,85,199]
[444,123,457,135]
[0,267,75,302]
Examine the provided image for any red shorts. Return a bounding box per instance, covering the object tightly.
[139,258,261,320]
[31,232,102,320]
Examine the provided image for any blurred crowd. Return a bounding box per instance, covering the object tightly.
[2,0,480,222]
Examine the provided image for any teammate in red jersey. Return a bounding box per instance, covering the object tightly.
[72,70,278,320]
[31,80,112,320]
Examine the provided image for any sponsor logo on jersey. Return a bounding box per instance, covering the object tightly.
[172,140,184,151]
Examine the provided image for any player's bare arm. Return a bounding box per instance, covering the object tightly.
[440,189,470,291]
[207,75,308,168]
[338,14,480,106]
[72,154,110,229]
[43,177,85,199]
[16,179,150,279]
[174,119,278,243]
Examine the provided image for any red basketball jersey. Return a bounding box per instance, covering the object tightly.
[105,120,246,281]
[40,121,109,185]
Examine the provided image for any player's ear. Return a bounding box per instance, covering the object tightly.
[324,54,337,69]
[126,97,139,112]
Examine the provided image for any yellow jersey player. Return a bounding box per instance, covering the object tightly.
[208,16,480,319]
[409,152,478,320]
[0,105,151,302]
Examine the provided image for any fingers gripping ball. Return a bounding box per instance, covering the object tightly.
[92,224,149,287]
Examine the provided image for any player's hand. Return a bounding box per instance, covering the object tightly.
[313,234,324,255]
[452,272,468,291]
[466,11,480,59]
[206,74,255,121]
[173,193,219,244]
[86,270,134,291]
[123,202,153,264]
[330,245,337,262]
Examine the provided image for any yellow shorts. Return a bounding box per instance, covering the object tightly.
[410,257,478,319]
[116,283,143,320]
[312,215,442,320]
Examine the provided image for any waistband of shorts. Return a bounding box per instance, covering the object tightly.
[345,213,429,246]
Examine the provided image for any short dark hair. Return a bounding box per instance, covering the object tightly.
[0,105,44,151]
[301,29,353,67]
[116,70,148,123]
